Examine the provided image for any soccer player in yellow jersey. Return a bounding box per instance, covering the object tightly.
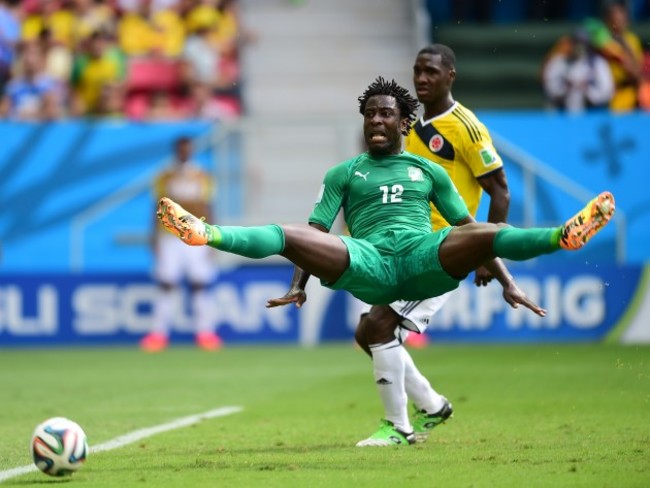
[354,44,511,444]
[140,137,223,352]
[409,43,510,328]
[407,53,507,237]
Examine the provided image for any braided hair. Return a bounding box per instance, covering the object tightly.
[358,77,419,135]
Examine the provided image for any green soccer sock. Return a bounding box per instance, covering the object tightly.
[493,226,562,261]
[205,224,285,259]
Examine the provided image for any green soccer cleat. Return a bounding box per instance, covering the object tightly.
[355,419,415,447]
[412,397,453,443]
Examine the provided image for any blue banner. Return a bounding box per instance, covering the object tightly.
[477,111,650,263]
[0,120,238,272]
[423,263,641,342]
[0,112,648,273]
[0,265,298,346]
[0,263,647,346]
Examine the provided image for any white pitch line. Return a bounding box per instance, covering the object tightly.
[0,406,243,484]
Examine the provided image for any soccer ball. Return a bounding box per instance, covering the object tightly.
[31,417,88,477]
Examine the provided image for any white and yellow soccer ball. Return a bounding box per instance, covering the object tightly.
[31,417,88,477]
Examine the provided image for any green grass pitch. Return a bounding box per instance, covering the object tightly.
[0,343,649,487]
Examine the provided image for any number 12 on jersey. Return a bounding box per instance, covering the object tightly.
[380,185,404,203]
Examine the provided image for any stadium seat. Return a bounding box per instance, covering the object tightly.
[219,56,240,84]
[214,95,241,118]
[124,93,150,120]
[126,58,183,92]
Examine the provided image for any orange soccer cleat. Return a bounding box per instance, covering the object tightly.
[405,331,429,349]
[140,332,169,352]
[195,332,223,351]
[559,191,615,251]
[157,197,209,246]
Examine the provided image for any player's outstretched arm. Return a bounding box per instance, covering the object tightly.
[501,281,546,317]
[266,269,308,308]
[480,252,546,317]
[266,223,330,308]
[446,214,545,316]
[475,169,510,286]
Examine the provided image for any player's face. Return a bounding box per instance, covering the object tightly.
[176,141,192,162]
[413,53,455,104]
[363,95,405,156]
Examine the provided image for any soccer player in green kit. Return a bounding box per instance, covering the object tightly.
[157,77,615,444]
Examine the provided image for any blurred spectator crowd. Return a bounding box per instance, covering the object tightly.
[541,1,650,113]
[0,0,248,121]
[425,0,650,113]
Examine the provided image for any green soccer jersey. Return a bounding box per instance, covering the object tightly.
[309,151,470,240]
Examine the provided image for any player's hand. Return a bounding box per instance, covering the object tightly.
[473,266,494,287]
[502,282,546,317]
[266,286,307,308]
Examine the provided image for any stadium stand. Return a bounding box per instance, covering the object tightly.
[424,1,650,110]
[0,0,245,121]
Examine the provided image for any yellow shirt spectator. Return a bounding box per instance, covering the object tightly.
[117,12,159,56]
[606,31,644,111]
[22,9,75,48]
[71,34,122,114]
[596,3,644,111]
[152,9,186,58]
[73,57,119,113]
[212,8,238,53]
[185,5,222,34]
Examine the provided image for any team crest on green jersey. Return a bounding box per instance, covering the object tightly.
[408,167,424,182]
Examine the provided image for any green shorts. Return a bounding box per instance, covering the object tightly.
[322,228,461,304]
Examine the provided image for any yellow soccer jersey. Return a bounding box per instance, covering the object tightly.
[405,101,502,230]
[154,164,215,228]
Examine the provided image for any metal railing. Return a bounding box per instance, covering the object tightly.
[69,129,222,272]
[491,131,626,263]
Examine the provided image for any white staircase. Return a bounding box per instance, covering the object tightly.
[232,0,421,225]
